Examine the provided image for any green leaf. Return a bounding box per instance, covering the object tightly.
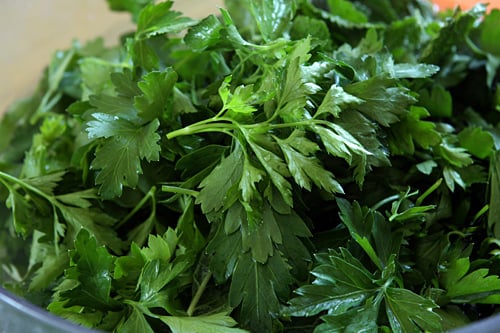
[29,244,69,291]
[5,187,39,236]
[238,156,265,202]
[247,133,293,207]
[106,0,153,21]
[61,229,116,311]
[206,220,243,284]
[219,76,257,114]
[136,1,197,39]
[114,242,145,281]
[478,9,500,56]
[421,5,484,64]
[439,138,473,168]
[388,106,441,155]
[57,204,123,253]
[79,57,117,98]
[441,256,500,303]
[119,305,154,333]
[22,171,66,196]
[129,39,160,71]
[240,202,282,263]
[134,68,178,121]
[141,228,177,262]
[384,287,442,333]
[274,210,312,278]
[284,248,376,317]
[416,160,438,175]
[276,130,344,194]
[243,0,297,41]
[160,312,249,333]
[418,85,453,118]
[443,166,466,191]
[196,148,243,219]
[88,94,139,123]
[88,117,160,198]
[138,258,191,310]
[315,85,364,119]
[184,15,224,52]
[490,151,500,238]
[328,0,368,24]
[229,251,293,332]
[55,188,98,209]
[387,188,435,223]
[290,15,330,44]
[345,77,416,126]
[315,298,379,333]
[458,127,495,159]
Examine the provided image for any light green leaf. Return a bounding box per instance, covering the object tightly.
[184,14,224,52]
[243,0,297,41]
[442,256,500,303]
[328,0,368,24]
[479,9,500,56]
[160,312,248,333]
[385,287,441,333]
[458,127,495,159]
[136,1,197,39]
[391,63,439,79]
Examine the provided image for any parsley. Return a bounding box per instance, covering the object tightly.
[1,1,500,332]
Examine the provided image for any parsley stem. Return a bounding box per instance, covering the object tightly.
[166,120,236,139]
[115,186,156,229]
[186,271,212,317]
[0,171,55,204]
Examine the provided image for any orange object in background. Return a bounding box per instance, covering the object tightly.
[434,0,500,10]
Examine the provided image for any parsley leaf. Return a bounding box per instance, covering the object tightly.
[87,116,160,198]
[160,311,249,333]
[135,1,197,40]
[61,229,117,311]
[441,256,500,304]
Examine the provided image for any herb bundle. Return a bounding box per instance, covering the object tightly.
[1,0,499,332]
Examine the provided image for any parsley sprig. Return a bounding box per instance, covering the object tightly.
[1,0,500,332]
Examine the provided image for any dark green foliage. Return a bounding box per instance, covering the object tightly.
[1,1,500,332]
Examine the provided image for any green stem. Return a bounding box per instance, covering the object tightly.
[186,271,212,317]
[161,185,199,198]
[0,171,55,204]
[415,178,443,206]
[0,171,63,253]
[115,186,157,229]
[371,194,401,211]
[166,120,236,139]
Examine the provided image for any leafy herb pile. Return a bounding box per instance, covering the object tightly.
[1,0,500,332]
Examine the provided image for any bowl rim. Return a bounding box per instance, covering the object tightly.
[0,287,99,333]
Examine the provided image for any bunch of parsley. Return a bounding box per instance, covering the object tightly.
[1,0,499,332]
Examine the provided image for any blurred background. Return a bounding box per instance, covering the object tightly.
[0,0,222,114]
